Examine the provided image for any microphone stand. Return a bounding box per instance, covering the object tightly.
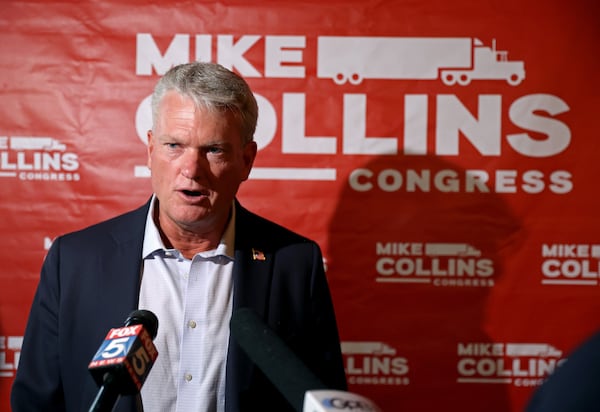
[89,373,121,412]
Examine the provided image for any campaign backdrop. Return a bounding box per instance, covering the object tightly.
[1,1,599,410]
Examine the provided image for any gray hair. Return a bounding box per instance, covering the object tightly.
[151,62,258,143]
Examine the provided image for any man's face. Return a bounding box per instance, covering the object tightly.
[147,91,256,234]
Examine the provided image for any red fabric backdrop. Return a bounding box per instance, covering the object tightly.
[1,0,599,410]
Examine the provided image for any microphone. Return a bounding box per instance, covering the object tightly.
[229,308,382,412]
[87,309,159,412]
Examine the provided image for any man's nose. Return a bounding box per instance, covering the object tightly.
[180,149,206,180]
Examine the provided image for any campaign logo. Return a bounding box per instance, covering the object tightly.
[375,241,494,287]
[131,33,573,193]
[304,390,381,412]
[540,243,600,286]
[341,341,410,386]
[457,342,564,387]
[0,336,23,378]
[321,394,380,411]
[88,324,157,393]
[89,325,143,368]
[0,136,80,181]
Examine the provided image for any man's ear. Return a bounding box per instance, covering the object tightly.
[146,130,154,169]
[241,140,258,181]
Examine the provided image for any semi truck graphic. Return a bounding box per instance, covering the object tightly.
[505,343,562,358]
[317,37,525,86]
[424,243,482,257]
[9,136,66,151]
[341,341,396,356]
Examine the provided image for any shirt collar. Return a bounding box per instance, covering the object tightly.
[142,195,236,260]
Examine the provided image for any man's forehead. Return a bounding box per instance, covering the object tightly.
[159,92,195,111]
[158,91,228,118]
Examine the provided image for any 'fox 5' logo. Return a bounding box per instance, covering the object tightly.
[93,335,136,361]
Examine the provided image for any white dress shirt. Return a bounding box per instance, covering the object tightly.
[138,197,235,412]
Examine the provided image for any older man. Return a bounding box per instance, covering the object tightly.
[11,62,347,412]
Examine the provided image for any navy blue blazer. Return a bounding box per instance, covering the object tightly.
[11,199,347,411]
[526,330,600,412]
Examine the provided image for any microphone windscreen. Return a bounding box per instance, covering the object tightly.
[89,310,159,395]
[230,308,327,411]
[124,309,159,339]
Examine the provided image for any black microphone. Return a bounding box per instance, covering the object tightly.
[230,308,383,412]
[230,308,328,411]
[87,309,159,412]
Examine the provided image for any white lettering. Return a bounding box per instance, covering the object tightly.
[264,36,305,78]
[136,33,189,75]
[343,94,397,154]
[436,95,501,156]
[217,35,261,76]
[507,94,571,157]
[282,93,336,153]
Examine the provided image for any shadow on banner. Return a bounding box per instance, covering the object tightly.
[326,153,523,411]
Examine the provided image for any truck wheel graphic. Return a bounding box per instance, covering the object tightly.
[442,72,471,86]
[457,73,471,86]
[507,73,524,86]
[333,72,363,85]
[334,73,347,85]
[349,73,362,85]
[441,72,457,85]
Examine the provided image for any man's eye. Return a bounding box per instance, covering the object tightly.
[166,143,180,149]
[207,146,224,154]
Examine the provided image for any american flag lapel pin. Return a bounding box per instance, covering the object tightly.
[252,248,266,261]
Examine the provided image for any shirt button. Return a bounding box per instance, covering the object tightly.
[184,373,192,382]
[188,320,197,329]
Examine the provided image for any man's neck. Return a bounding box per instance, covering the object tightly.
[153,203,231,259]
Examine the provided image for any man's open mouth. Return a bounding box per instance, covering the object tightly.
[182,190,203,197]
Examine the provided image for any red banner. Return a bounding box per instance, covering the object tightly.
[1,1,599,410]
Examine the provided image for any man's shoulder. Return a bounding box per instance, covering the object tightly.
[235,202,315,247]
[59,200,150,246]
[527,330,600,411]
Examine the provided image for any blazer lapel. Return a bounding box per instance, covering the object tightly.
[225,201,274,411]
[79,200,151,412]
[103,200,150,322]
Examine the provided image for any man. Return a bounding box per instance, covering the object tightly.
[11,62,347,411]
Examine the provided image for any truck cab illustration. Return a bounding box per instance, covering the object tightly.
[440,39,524,86]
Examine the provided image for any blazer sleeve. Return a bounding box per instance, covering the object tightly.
[525,330,600,412]
[11,237,66,411]
[267,239,347,391]
[12,201,148,412]
[304,241,347,391]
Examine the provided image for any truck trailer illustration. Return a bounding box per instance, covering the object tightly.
[341,341,397,356]
[317,37,525,86]
[505,343,562,358]
[424,243,482,257]
[9,136,66,151]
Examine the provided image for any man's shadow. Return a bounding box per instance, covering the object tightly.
[326,153,523,411]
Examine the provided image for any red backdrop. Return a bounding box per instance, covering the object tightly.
[1,1,599,410]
